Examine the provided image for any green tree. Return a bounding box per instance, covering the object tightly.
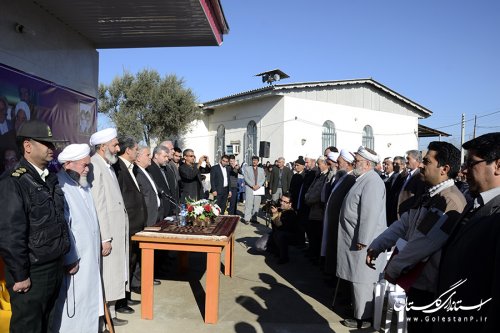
[98,69,202,145]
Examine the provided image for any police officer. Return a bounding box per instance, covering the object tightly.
[0,120,70,333]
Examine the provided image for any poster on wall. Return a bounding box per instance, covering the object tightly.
[0,63,96,174]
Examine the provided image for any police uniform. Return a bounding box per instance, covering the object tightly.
[0,120,70,333]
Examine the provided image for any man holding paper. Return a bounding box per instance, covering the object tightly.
[243,156,265,224]
[366,141,466,332]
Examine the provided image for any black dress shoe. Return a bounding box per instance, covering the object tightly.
[131,287,141,294]
[127,299,141,306]
[111,317,128,326]
[341,318,371,329]
[116,305,134,314]
[154,279,161,285]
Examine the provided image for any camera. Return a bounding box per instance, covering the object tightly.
[262,199,280,213]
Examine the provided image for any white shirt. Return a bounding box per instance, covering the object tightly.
[31,162,49,182]
[220,163,228,187]
[119,156,140,191]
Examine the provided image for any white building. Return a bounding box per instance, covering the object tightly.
[182,78,433,165]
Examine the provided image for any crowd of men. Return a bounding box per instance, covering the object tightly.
[0,120,245,332]
[248,138,499,332]
[0,118,498,333]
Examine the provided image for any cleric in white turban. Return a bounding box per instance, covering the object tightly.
[356,146,380,164]
[339,149,355,164]
[89,128,117,146]
[326,151,339,163]
[58,143,91,163]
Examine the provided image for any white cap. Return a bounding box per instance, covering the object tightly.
[357,146,380,163]
[339,149,355,163]
[90,128,117,146]
[326,151,339,162]
[15,101,31,120]
[58,143,90,163]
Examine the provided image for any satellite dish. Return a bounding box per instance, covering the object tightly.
[255,69,290,85]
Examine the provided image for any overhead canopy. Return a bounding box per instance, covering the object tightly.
[418,124,450,137]
[34,0,229,48]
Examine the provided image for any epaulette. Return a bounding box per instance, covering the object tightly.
[11,167,27,178]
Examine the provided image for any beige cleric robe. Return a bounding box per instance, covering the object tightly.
[89,154,129,302]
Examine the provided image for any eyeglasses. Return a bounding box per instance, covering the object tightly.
[280,199,291,204]
[464,159,487,169]
[185,154,195,158]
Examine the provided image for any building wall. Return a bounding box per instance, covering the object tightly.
[284,83,424,119]
[185,88,421,165]
[183,96,284,165]
[0,0,98,97]
[282,96,419,160]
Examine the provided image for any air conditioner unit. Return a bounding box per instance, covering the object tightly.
[232,144,240,155]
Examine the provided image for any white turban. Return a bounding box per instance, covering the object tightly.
[357,146,380,163]
[58,144,90,163]
[326,151,339,163]
[339,149,355,163]
[90,128,117,146]
[15,101,31,120]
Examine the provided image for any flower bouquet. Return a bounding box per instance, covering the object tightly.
[185,199,221,227]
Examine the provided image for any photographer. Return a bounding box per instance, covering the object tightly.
[268,193,299,264]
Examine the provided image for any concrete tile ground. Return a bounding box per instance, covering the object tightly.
[115,205,376,333]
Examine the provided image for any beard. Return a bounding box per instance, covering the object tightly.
[105,148,118,164]
[66,169,88,187]
[353,165,364,177]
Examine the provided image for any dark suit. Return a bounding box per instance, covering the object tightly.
[323,173,356,276]
[179,163,202,203]
[147,161,171,219]
[386,170,407,226]
[436,193,500,333]
[289,171,306,210]
[397,169,426,219]
[210,164,230,213]
[135,166,160,227]
[269,166,292,198]
[113,158,147,291]
[113,158,147,235]
[163,163,179,214]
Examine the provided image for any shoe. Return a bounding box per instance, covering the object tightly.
[251,219,260,224]
[241,218,249,225]
[341,318,371,329]
[111,317,128,326]
[131,287,141,294]
[154,279,161,285]
[127,299,140,306]
[115,305,134,314]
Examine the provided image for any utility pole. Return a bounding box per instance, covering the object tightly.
[473,115,477,139]
[460,113,465,164]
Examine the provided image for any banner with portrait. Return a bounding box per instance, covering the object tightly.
[0,63,96,174]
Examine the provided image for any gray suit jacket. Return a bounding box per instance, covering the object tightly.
[88,154,129,301]
[337,169,387,284]
[244,165,265,197]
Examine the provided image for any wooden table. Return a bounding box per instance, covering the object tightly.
[131,216,238,324]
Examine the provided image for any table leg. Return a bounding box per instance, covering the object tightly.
[141,248,154,320]
[224,236,234,277]
[205,252,221,324]
[178,251,189,274]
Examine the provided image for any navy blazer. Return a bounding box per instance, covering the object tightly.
[210,164,230,195]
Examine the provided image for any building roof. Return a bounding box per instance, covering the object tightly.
[418,124,451,137]
[33,0,229,48]
[202,78,432,118]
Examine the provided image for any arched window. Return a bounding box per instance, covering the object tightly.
[322,120,336,151]
[244,120,257,165]
[362,125,374,150]
[215,124,225,161]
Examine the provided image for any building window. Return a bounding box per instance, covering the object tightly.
[322,120,336,151]
[245,120,257,165]
[215,124,225,161]
[362,125,374,149]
